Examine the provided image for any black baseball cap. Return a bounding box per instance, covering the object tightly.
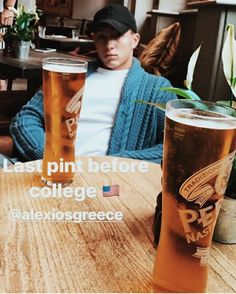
[93,4,137,34]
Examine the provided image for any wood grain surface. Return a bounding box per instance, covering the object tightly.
[0,156,235,293]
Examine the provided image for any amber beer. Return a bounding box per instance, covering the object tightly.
[153,100,236,292]
[41,58,87,186]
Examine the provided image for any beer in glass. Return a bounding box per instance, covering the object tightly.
[153,100,236,292]
[42,58,87,186]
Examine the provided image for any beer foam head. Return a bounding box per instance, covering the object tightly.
[167,109,236,129]
[43,63,87,73]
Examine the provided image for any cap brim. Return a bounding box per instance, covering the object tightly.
[93,19,129,34]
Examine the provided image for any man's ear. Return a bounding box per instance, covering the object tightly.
[132,33,140,49]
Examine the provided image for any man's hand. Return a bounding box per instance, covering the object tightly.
[1,8,14,25]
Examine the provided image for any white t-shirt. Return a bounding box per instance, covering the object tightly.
[75,67,129,156]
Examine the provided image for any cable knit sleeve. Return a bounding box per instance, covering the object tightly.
[111,145,163,163]
[10,90,45,161]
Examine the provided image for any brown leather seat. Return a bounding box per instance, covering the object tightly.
[139,22,181,77]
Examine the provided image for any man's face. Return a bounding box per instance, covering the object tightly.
[93,25,140,70]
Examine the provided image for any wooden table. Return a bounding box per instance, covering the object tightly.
[0,50,95,93]
[40,36,95,52]
[0,157,235,293]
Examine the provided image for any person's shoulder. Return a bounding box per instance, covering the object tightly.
[129,59,173,89]
[144,71,172,87]
[131,59,168,83]
[142,72,177,101]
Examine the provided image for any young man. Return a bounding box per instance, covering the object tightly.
[9,4,176,164]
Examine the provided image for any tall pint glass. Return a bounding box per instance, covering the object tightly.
[41,58,87,186]
[153,100,236,292]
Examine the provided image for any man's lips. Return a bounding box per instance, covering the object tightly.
[104,54,117,58]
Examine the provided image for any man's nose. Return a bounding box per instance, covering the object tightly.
[105,39,115,49]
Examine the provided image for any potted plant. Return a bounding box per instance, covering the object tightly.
[2,5,41,59]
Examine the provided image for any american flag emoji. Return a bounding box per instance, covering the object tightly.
[102,185,120,197]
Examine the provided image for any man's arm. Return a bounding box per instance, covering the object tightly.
[10,90,45,161]
[111,145,164,164]
[1,0,16,25]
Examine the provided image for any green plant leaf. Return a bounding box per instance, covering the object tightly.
[217,100,232,106]
[135,100,166,111]
[184,44,202,90]
[160,87,201,100]
[222,24,236,98]
[231,77,236,87]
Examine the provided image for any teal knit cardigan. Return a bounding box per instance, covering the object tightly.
[10,58,176,163]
